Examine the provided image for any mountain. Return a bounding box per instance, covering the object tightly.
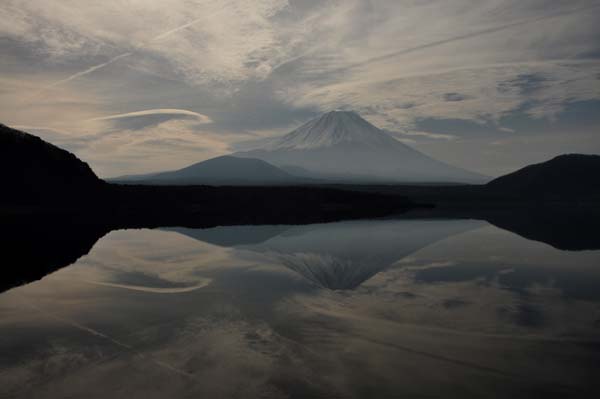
[235,110,487,184]
[0,123,102,204]
[1,217,111,293]
[112,155,303,185]
[0,123,415,224]
[168,220,484,290]
[486,154,600,197]
[164,225,291,246]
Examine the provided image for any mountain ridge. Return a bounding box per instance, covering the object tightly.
[265,110,400,150]
[111,155,304,185]
[112,111,488,184]
[0,123,102,203]
[235,111,489,184]
[486,153,600,196]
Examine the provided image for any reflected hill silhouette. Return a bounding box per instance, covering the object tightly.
[400,206,600,251]
[165,225,292,247]
[1,219,111,293]
[170,220,487,290]
[237,220,484,289]
[2,124,600,293]
[2,208,600,293]
[482,207,600,251]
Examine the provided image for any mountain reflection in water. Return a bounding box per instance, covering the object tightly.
[166,220,483,290]
[1,219,599,398]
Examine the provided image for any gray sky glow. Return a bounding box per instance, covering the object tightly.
[1,0,599,177]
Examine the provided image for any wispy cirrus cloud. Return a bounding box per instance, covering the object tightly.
[1,0,293,85]
[0,0,599,176]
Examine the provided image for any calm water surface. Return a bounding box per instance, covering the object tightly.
[1,219,600,398]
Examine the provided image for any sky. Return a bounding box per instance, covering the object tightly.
[1,0,599,178]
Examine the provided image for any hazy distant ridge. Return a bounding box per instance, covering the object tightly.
[112,155,304,185]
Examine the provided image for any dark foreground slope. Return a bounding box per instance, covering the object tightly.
[2,125,600,292]
[3,203,600,293]
[0,125,417,221]
[101,184,415,226]
[334,154,600,206]
[0,125,421,292]
[0,123,104,203]
[485,154,600,199]
[1,183,416,293]
[1,184,417,293]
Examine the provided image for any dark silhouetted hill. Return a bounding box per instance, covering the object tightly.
[1,124,599,292]
[0,123,103,204]
[4,206,599,293]
[0,123,416,223]
[486,154,600,198]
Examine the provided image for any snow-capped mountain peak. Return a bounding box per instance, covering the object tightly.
[235,110,489,183]
[266,110,399,150]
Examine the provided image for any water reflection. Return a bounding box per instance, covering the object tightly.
[168,219,483,289]
[1,220,599,398]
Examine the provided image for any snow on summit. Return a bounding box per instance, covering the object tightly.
[236,110,489,183]
[267,110,400,150]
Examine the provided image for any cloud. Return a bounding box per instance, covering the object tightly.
[398,131,457,141]
[88,108,212,124]
[27,2,285,95]
[316,1,600,77]
[444,93,471,102]
[272,1,600,134]
[1,0,599,175]
[77,119,241,177]
[0,0,294,85]
[83,280,211,294]
[282,60,600,132]
[31,52,133,99]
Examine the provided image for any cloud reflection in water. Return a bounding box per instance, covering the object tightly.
[1,220,599,398]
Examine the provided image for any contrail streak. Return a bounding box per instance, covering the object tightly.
[321,58,600,91]
[22,299,196,379]
[277,3,600,76]
[151,16,209,41]
[30,2,233,99]
[36,52,133,93]
[345,3,600,73]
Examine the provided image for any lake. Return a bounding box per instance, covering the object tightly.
[1,219,599,398]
